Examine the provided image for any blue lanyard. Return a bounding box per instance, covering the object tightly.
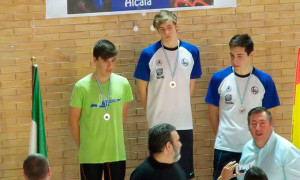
[161,40,180,79]
[232,67,253,106]
[94,73,111,111]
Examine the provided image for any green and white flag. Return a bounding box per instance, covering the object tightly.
[29,65,47,157]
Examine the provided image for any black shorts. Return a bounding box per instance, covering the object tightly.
[80,161,126,180]
[177,129,194,179]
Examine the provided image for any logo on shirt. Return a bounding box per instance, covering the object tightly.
[225,94,234,104]
[251,86,259,95]
[226,85,232,92]
[156,59,163,66]
[181,58,189,67]
[91,99,121,108]
[156,68,164,79]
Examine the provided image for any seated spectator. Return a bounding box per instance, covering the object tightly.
[23,153,50,180]
[130,123,186,180]
[238,107,300,179]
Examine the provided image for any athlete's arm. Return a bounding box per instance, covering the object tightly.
[68,106,81,148]
[190,79,196,97]
[122,102,129,123]
[137,79,148,110]
[208,104,219,134]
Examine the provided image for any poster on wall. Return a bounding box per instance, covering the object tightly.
[46,0,236,19]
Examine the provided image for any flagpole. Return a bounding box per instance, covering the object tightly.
[31,56,36,93]
[29,56,47,156]
[29,56,37,155]
[31,56,36,64]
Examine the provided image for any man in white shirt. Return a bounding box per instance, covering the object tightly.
[238,107,300,180]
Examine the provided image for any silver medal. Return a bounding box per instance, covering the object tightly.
[239,106,246,113]
[104,113,110,121]
[170,81,176,88]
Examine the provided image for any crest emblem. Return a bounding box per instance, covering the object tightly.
[225,94,234,104]
[156,68,164,79]
[225,94,232,101]
[251,86,259,95]
[181,58,189,67]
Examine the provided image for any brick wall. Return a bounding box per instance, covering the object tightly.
[0,0,299,179]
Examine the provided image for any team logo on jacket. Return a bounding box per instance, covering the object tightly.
[251,86,259,95]
[156,59,163,66]
[225,94,233,104]
[156,68,164,79]
[181,58,189,67]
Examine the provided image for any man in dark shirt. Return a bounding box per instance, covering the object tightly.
[130,123,186,180]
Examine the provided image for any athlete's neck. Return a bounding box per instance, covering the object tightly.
[234,66,253,76]
[161,38,179,49]
[93,72,110,83]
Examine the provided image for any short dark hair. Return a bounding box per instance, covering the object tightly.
[244,166,268,180]
[93,39,118,60]
[148,123,176,156]
[23,153,49,180]
[247,107,272,125]
[229,34,254,55]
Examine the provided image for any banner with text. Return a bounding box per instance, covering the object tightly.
[46,0,236,19]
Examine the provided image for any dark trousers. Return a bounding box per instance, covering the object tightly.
[80,161,126,180]
[213,149,241,180]
[177,130,194,179]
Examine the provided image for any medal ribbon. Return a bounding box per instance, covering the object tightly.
[161,40,180,79]
[232,67,253,106]
[94,73,111,112]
